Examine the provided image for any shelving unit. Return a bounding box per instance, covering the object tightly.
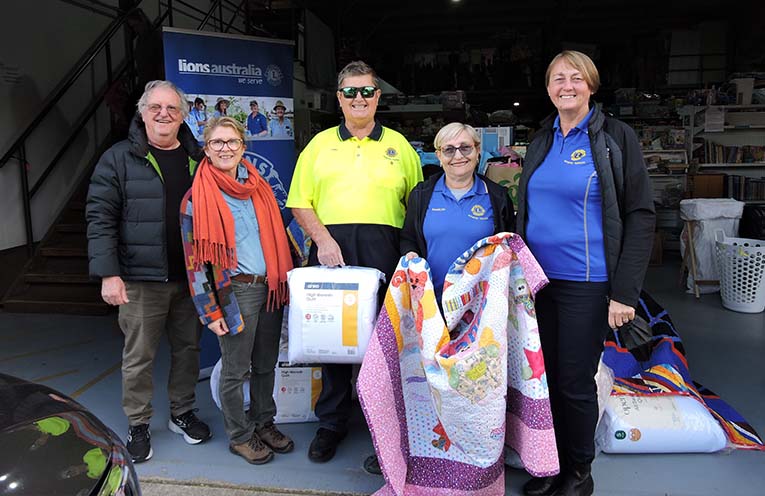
[618,107,689,252]
[683,105,765,202]
[684,105,765,166]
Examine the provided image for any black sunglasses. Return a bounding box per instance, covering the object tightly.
[338,86,378,99]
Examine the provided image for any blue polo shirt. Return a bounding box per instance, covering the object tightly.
[184,114,201,140]
[424,175,494,301]
[247,112,268,135]
[224,163,267,277]
[525,108,607,281]
[189,107,207,136]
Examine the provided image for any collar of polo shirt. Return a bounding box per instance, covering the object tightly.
[338,120,383,141]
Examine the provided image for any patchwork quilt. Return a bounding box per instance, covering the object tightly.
[358,233,559,496]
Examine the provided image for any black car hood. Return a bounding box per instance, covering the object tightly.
[0,374,116,495]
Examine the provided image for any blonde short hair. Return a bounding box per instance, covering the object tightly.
[434,122,481,150]
[545,50,600,93]
[203,116,245,143]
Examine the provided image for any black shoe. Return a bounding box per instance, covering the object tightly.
[308,428,346,462]
[557,464,593,496]
[363,454,382,475]
[126,424,152,463]
[168,409,212,445]
[523,474,563,496]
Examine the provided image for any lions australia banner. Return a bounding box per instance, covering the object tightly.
[163,28,294,377]
[163,28,294,210]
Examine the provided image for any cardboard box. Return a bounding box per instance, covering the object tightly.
[485,162,522,207]
[689,174,725,198]
[731,78,754,105]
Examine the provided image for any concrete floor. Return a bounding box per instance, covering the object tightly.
[0,257,763,495]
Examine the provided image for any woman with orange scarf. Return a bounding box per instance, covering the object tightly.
[180,116,293,465]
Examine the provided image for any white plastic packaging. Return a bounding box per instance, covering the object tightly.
[209,355,322,424]
[596,394,727,453]
[287,266,384,364]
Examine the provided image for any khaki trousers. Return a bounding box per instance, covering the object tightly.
[118,280,201,425]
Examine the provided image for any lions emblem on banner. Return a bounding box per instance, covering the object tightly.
[244,151,288,208]
[266,64,283,86]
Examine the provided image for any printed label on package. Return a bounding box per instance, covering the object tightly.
[301,282,359,357]
[274,367,319,421]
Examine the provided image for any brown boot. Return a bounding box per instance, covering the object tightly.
[256,421,294,453]
[229,433,274,464]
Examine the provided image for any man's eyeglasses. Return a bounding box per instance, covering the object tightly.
[338,86,378,99]
[145,104,181,116]
[207,138,244,151]
[438,145,475,158]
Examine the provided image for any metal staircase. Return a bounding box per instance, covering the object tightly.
[1,0,249,314]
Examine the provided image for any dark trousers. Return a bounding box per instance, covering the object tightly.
[218,280,282,444]
[308,224,400,433]
[535,279,610,468]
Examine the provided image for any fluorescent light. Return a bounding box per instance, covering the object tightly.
[513,102,520,107]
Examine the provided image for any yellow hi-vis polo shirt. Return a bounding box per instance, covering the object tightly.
[287,122,423,228]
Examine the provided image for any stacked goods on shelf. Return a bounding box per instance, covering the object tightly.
[724,175,765,201]
[705,144,765,165]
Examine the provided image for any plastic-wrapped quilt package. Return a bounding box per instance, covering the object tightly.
[596,394,727,453]
[287,266,384,364]
[209,354,322,424]
[595,359,615,429]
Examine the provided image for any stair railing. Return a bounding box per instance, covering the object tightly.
[0,0,246,256]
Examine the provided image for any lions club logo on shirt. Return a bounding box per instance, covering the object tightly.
[570,149,587,161]
[471,204,486,217]
[385,147,398,158]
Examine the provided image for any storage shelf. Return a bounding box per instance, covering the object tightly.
[378,104,443,114]
[698,162,765,169]
[683,104,765,110]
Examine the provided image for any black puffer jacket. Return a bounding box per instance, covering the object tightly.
[86,113,203,281]
[515,105,655,307]
[400,172,515,258]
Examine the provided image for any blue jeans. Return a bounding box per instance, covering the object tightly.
[217,280,282,444]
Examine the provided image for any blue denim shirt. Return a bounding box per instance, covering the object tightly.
[224,163,267,276]
[269,117,293,138]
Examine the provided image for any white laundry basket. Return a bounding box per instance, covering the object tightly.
[714,231,765,313]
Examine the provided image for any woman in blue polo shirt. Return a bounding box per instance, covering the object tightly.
[401,122,515,303]
[515,51,655,496]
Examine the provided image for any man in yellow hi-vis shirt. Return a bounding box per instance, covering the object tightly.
[287,60,422,471]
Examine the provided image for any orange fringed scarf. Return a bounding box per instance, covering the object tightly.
[191,157,292,309]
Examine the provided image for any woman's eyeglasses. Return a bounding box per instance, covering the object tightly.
[207,138,244,151]
[438,145,475,158]
[338,86,378,99]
